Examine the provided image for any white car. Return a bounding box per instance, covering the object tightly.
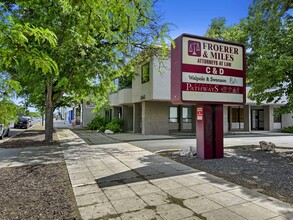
[0,123,9,139]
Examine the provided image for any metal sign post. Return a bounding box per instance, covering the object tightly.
[171,34,245,159]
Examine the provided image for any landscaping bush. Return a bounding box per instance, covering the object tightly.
[106,117,124,133]
[282,126,293,133]
[87,115,109,131]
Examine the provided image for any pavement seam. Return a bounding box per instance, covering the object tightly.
[165,194,206,219]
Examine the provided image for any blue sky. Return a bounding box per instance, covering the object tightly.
[157,0,253,39]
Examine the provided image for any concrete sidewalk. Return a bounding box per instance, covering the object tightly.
[57,129,293,220]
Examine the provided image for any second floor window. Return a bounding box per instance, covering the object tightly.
[141,62,150,84]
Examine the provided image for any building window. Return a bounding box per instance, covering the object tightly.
[182,107,192,123]
[141,62,150,84]
[105,109,112,121]
[232,107,244,122]
[169,106,178,122]
[273,108,281,123]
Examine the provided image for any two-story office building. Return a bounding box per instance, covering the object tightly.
[82,55,293,135]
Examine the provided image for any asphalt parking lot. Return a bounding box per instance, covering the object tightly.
[130,135,293,152]
[69,127,293,153]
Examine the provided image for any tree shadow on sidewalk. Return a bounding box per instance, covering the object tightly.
[94,146,293,206]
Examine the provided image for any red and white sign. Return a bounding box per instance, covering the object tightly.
[171,34,246,105]
[197,107,203,120]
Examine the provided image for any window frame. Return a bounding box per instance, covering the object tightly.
[232,107,244,123]
[273,108,281,123]
[169,106,178,123]
[182,107,192,123]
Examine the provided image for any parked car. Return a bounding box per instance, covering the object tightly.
[0,123,9,139]
[14,117,31,129]
[24,116,33,126]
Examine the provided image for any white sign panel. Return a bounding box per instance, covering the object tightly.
[180,35,245,104]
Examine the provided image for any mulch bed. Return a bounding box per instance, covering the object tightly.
[0,128,80,219]
[0,129,58,148]
[0,163,80,220]
[158,146,293,204]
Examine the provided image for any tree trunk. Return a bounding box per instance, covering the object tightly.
[45,79,54,144]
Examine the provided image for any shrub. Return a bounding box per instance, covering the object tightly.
[87,115,109,131]
[106,117,124,133]
[282,126,293,133]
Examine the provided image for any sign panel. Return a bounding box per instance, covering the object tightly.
[171,34,246,105]
[197,107,203,120]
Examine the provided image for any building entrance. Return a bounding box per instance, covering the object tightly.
[251,109,264,130]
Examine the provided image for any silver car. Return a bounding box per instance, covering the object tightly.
[0,123,9,139]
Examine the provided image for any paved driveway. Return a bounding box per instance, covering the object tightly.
[71,130,293,153]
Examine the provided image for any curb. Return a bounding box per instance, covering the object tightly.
[0,123,42,144]
[154,148,180,154]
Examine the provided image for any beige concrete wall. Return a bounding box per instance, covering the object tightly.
[109,88,132,106]
[82,104,96,127]
[132,57,171,103]
[133,103,141,133]
[142,101,169,135]
[122,105,133,132]
[108,92,119,106]
[264,105,274,131]
[152,57,170,100]
[132,60,153,103]
[282,113,293,128]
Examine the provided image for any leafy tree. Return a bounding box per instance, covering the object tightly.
[247,0,293,113]
[205,1,293,114]
[1,1,170,143]
[205,17,227,39]
[0,99,18,125]
[205,17,249,45]
[0,1,57,130]
[0,72,21,125]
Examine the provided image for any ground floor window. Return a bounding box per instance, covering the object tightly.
[231,107,244,129]
[232,107,244,123]
[273,108,281,123]
[169,106,178,122]
[105,109,112,121]
[182,107,192,123]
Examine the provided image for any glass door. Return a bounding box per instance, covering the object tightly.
[251,109,264,130]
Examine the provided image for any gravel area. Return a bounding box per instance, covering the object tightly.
[0,127,80,220]
[158,146,293,204]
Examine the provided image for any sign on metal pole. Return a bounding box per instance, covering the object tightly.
[171,34,246,105]
[171,34,246,159]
